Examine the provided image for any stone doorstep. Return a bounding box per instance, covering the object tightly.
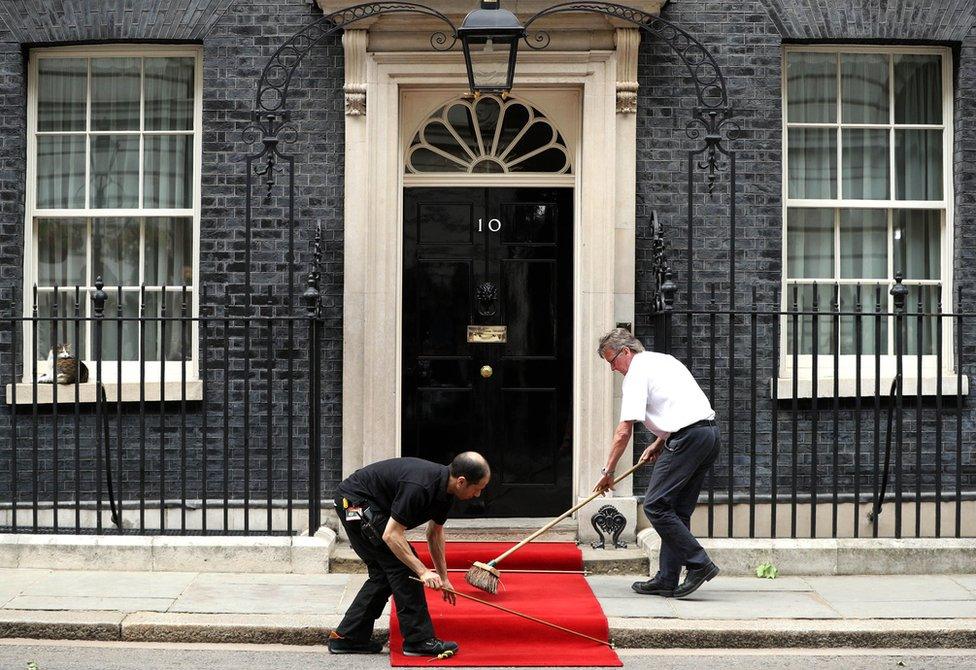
[328,541,648,575]
[4,612,976,648]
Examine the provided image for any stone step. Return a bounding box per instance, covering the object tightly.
[329,543,648,575]
[328,516,647,574]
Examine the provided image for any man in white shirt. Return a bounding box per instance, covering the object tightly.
[594,327,721,599]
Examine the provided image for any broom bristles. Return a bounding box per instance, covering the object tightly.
[465,560,500,594]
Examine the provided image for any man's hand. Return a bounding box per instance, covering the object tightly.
[440,576,457,605]
[419,569,444,591]
[638,438,664,465]
[592,472,615,495]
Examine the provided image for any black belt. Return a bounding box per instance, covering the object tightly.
[669,418,716,442]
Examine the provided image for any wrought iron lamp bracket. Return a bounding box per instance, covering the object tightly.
[521,2,738,190]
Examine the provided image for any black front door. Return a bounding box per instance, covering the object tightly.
[402,187,573,517]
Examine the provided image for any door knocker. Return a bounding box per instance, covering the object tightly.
[476,281,497,316]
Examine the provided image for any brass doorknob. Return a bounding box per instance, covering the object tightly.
[480,365,493,378]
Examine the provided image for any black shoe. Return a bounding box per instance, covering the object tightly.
[672,562,720,599]
[631,578,675,597]
[327,632,383,654]
[402,637,460,657]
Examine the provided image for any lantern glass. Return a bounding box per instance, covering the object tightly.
[462,33,519,93]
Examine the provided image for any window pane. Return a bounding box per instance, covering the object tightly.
[91,58,141,131]
[36,290,87,363]
[839,284,887,355]
[841,54,888,124]
[37,135,85,208]
[839,209,887,278]
[144,57,194,131]
[895,129,942,200]
[785,283,835,355]
[894,55,942,124]
[787,208,833,279]
[144,135,193,208]
[903,285,939,356]
[893,210,940,280]
[93,218,140,286]
[145,217,193,287]
[38,58,87,132]
[787,52,835,123]
[90,135,139,208]
[99,289,140,362]
[37,218,87,286]
[788,128,837,199]
[842,129,889,199]
[144,291,190,361]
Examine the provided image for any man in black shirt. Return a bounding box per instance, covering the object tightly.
[328,452,490,657]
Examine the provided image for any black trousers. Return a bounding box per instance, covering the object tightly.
[642,423,721,587]
[334,504,434,644]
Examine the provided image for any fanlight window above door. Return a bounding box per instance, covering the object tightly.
[406,95,572,175]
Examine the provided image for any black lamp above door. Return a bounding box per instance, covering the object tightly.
[457,0,525,95]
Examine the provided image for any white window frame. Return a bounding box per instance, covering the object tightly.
[778,44,960,397]
[22,44,203,385]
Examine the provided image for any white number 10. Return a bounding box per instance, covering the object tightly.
[478,218,502,233]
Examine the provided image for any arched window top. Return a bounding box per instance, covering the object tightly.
[406,95,572,175]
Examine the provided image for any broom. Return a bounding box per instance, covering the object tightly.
[410,577,614,648]
[465,460,644,594]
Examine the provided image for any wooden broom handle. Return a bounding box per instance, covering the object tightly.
[491,460,644,566]
[411,578,612,648]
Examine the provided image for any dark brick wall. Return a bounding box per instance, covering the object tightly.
[0,0,345,518]
[1,0,976,534]
[632,0,976,517]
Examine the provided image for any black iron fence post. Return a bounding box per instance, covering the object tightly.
[661,269,676,355]
[891,273,908,538]
[92,278,106,533]
[303,272,322,536]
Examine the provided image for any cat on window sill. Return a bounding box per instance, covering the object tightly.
[37,344,89,385]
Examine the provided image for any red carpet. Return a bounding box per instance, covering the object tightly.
[389,542,622,667]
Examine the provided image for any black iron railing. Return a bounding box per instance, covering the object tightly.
[650,272,974,539]
[0,274,324,536]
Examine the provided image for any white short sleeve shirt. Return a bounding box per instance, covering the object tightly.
[619,351,715,439]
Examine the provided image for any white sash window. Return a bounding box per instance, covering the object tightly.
[24,46,202,383]
[780,46,956,395]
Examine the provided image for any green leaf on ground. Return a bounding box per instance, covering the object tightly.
[27,662,39,670]
[755,561,778,579]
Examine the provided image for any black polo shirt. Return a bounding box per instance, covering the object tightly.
[336,457,454,530]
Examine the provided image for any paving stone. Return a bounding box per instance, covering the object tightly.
[169,582,347,615]
[830,599,976,619]
[807,575,975,603]
[23,570,196,599]
[668,590,840,619]
[4,595,173,612]
[0,569,51,606]
[597,596,677,618]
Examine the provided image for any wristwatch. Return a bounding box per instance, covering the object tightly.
[600,467,613,477]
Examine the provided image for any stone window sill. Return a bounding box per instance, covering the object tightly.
[4,381,203,405]
[772,375,969,400]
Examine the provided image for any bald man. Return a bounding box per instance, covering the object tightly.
[328,452,490,658]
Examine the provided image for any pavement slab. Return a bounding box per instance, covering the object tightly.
[169,582,347,615]
[829,600,976,619]
[668,590,840,619]
[4,596,175,612]
[21,570,196,599]
[0,568,51,606]
[805,575,976,602]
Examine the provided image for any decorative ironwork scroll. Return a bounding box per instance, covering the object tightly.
[590,504,628,549]
[647,210,672,315]
[521,1,738,191]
